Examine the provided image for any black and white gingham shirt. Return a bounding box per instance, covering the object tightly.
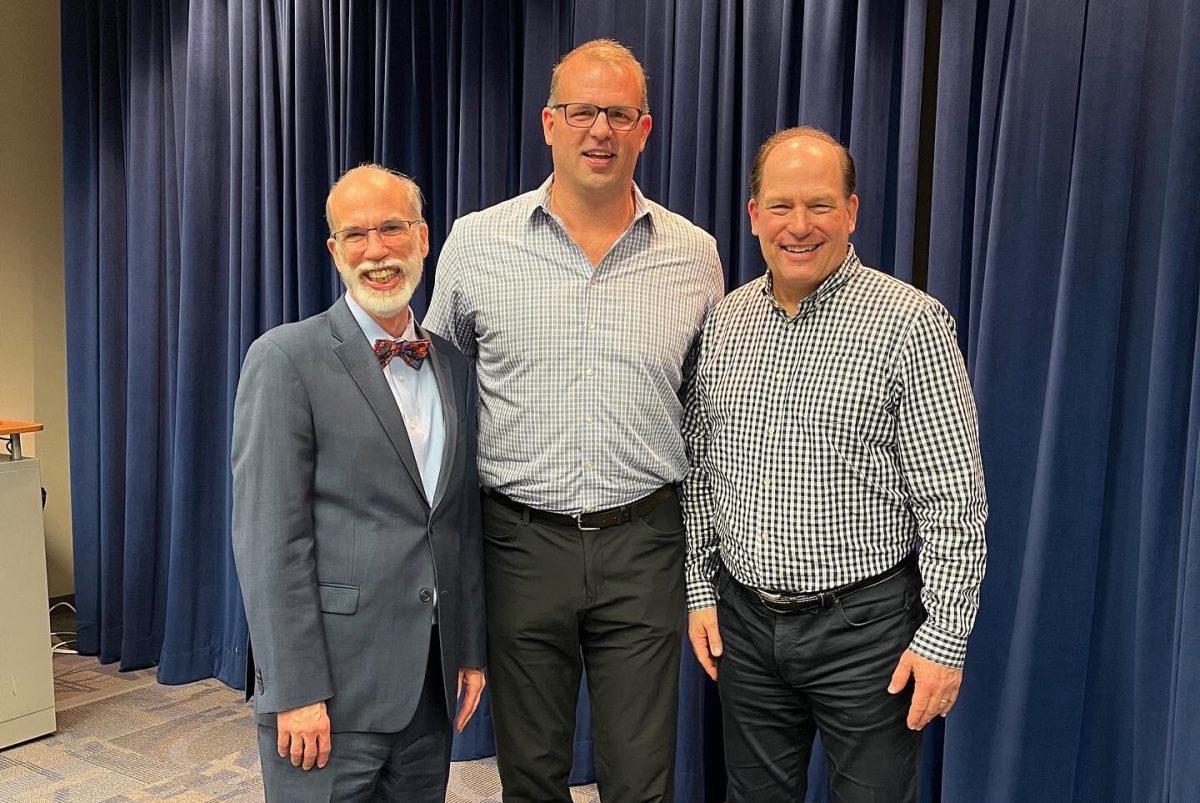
[681,246,987,667]
[425,177,724,514]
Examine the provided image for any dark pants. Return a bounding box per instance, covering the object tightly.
[257,629,451,802]
[482,490,686,803]
[716,559,925,803]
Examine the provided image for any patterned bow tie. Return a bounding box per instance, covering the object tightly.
[373,338,431,370]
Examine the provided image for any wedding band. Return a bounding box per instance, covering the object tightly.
[939,698,950,703]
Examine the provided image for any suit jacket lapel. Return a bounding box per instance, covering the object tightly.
[423,328,459,513]
[329,297,429,507]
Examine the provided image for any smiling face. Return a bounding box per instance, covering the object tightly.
[541,56,652,202]
[325,168,429,322]
[748,136,859,307]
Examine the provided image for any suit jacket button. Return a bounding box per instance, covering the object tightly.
[419,587,433,603]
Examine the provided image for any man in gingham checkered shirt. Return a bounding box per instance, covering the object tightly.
[682,127,987,802]
[425,40,723,802]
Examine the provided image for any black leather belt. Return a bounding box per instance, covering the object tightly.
[725,553,917,614]
[484,485,676,531]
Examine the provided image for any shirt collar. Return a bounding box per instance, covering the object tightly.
[761,244,861,321]
[344,291,418,344]
[529,174,655,231]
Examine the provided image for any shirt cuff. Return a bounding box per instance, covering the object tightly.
[686,579,718,611]
[908,620,969,668]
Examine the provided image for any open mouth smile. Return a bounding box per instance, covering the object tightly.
[360,266,404,290]
[582,150,616,165]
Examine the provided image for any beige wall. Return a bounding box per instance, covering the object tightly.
[0,1,73,597]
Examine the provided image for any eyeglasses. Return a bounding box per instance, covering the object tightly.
[332,219,423,247]
[550,103,645,131]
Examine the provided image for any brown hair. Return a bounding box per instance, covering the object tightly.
[749,127,856,200]
[547,39,649,112]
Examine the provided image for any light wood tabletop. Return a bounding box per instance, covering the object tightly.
[0,420,44,436]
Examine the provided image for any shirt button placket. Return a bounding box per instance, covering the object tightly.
[763,324,791,558]
[582,274,600,498]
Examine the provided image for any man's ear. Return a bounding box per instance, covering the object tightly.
[418,222,430,258]
[542,106,555,147]
[636,113,653,152]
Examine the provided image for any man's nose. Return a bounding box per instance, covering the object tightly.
[785,207,811,233]
[588,109,614,136]
[363,229,390,260]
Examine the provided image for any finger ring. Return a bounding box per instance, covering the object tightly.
[940,698,950,703]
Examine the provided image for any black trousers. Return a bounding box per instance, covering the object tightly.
[716,559,925,803]
[257,629,451,802]
[481,491,686,803]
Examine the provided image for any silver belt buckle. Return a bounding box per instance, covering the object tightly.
[755,588,825,612]
[574,512,601,532]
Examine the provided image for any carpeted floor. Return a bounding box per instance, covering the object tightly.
[0,648,598,802]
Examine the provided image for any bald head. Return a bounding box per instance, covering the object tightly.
[750,127,855,200]
[325,164,424,234]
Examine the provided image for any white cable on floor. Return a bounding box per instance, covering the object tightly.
[49,601,79,654]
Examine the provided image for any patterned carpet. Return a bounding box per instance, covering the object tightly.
[0,652,598,802]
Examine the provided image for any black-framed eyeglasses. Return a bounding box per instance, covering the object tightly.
[550,103,645,131]
[332,219,423,247]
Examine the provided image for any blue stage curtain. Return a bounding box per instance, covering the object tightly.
[61,0,1200,799]
[929,0,1200,800]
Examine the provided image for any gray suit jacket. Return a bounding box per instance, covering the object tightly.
[231,296,485,734]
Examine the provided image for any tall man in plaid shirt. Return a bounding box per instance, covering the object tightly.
[683,127,988,801]
[426,40,723,801]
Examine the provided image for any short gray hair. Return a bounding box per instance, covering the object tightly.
[325,164,425,233]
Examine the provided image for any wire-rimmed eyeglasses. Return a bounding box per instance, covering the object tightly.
[332,219,423,248]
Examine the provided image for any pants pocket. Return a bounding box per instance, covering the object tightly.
[835,587,913,628]
[481,496,523,543]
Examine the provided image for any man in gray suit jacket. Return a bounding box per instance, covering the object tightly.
[232,165,485,801]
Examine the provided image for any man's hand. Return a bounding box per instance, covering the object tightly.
[276,701,331,770]
[887,649,962,730]
[455,667,486,733]
[688,607,723,680]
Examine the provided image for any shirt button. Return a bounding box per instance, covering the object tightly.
[760,532,769,541]
[585,460,595,469]
[418,588,433,603]
[586,368,595,378]
[587,323,596,331]
[767,426,776,435]
[763,478,771,488]
[774,372,784,381]
[586,415,594,424]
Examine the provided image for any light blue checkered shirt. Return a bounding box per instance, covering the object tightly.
[425,176,724,514]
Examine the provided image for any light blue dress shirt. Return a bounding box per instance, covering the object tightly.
[344,293,446,503]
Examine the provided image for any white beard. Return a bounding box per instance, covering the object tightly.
[337,255,424,318]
